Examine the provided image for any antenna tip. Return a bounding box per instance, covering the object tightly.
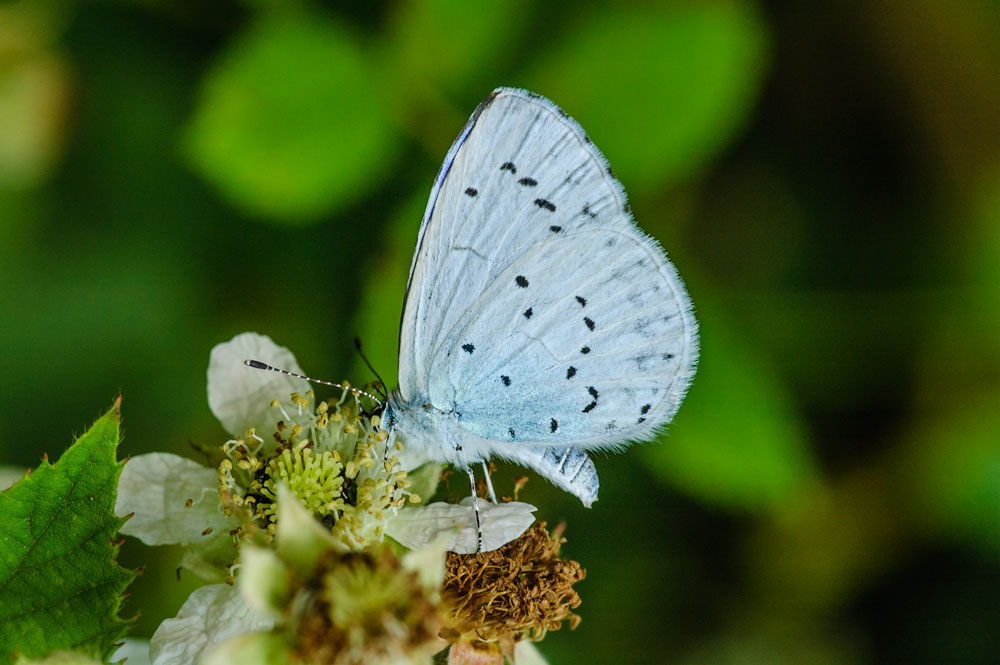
[244,359,270,370]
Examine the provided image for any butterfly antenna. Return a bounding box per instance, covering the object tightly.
[353,336,388,399]
[243,359,385,408]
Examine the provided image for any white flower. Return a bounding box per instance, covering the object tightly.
[207,332,310,438]
[116,453,229,546]
[386,498,537,555]
[148,584,274,665]
[117,333,545,665]
[116,332,534,578]
[514,642,550,665]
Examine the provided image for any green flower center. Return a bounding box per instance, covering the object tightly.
[261,446,345,521]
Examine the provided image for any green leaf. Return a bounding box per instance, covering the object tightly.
[13,652,103,665]
[526,1,768,195]
[902,396,1000,555]
[643,307,819,512]
[183,10,396,223]
[0,400,136,664]
[382,0,531,95]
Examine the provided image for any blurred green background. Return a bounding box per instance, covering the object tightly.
[2,0,999,662]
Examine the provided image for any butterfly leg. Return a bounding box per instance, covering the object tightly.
[465,466,485,553]
[480,461,498,504]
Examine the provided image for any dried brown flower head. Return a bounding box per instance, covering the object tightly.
[442,522,585,646]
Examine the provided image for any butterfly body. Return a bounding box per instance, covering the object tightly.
[386,88,698,507]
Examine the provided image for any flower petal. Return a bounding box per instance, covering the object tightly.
[239,546,288,617]
[513,641,549,665]
[112,639,153,665]
[275,483,342,571]
[385,499,536,554]
[207,332,310,437]
[0,466,27,491]
[200,632,290,665]
[401,537,449,591]
[149,584,274,665]
[116,453,230,546]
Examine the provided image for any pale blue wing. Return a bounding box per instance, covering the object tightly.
[398,88,637,403]
[397,87,698,453]
[497,445,599,507]
[438,228,697,447]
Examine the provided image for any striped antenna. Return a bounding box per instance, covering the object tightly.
[243,359,385,407]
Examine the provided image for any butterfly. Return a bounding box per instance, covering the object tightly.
[379,88,699,546]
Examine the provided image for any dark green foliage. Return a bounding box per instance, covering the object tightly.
[0,402,135,664]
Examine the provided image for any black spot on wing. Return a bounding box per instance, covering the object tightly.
[500,161,517,174]
[523,307,533,319]
[584,317,595,331]
[518,177,537,187]
[515,275,529,288]
[641,404,651,414]
[550,418,558,433]
[566,366,576,379]
[576,296,587,307]
[549,225,562,233]
[462,343,475,354]
[580,346,590,354]
[464,187,478,197]
[582,203,598,219]
[634,353,655,370]
[501,375,511,387]
[509,428,515,438]
[663,353,675,360]
[582,385,599,413]
[534,199,556,212]
[588,386,599,399]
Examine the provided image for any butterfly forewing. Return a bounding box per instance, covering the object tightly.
[399,89,634,401]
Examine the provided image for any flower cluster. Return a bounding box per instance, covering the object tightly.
[116,333,583,665]
[215,387,415,552]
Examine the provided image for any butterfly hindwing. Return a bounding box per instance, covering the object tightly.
[496,445,599,507]
[436,228,695,447]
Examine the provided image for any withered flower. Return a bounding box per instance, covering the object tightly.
[441,523,585,662]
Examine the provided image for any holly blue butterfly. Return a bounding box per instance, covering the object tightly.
[380,88,699,539]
